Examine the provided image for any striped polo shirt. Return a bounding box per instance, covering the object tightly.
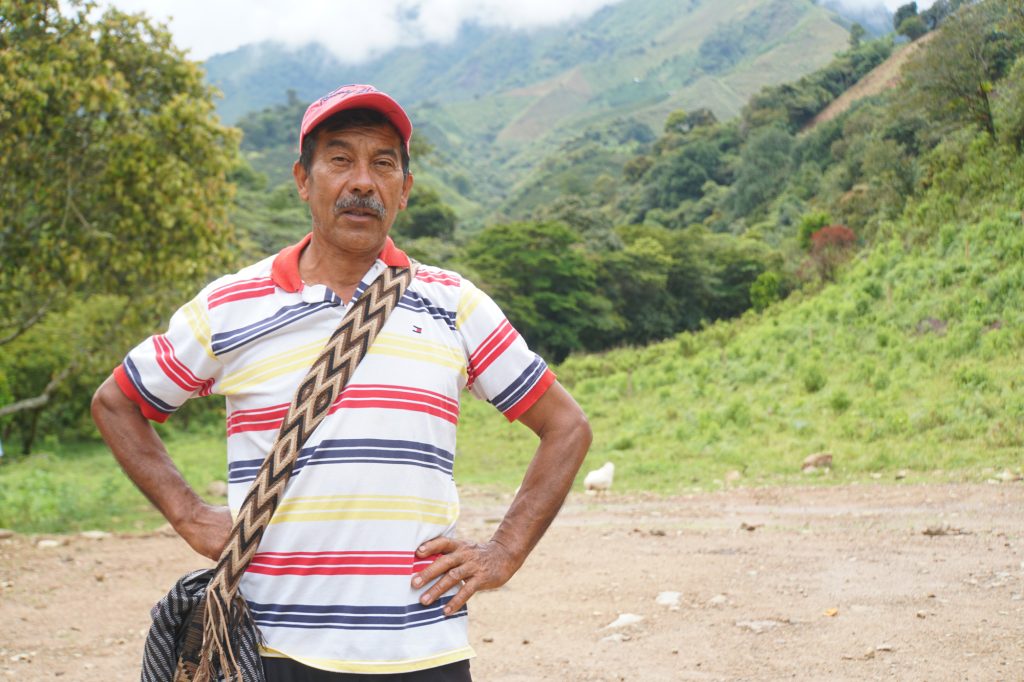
[115,233,555,674]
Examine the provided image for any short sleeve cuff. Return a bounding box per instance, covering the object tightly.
[113,364,173,423]
[502,368,557,422]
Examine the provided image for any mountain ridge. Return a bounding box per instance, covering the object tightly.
[208,0,858,224]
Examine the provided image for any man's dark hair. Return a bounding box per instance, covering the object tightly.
[299,108,410,178]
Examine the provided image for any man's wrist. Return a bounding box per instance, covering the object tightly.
[167,493,208,534]
[487,534,526,573]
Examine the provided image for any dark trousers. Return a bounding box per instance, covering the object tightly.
[261,657,472,682]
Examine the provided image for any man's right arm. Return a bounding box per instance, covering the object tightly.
[91,375,231,561]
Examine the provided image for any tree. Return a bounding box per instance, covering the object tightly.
[893,2,919,32]
[596,234,676,346]
[901,0,1022,138]
[664,108,718,136]
[750,271,784,311]
[920,0,966,30]
[392,185,457,239]
[849,23,867,49]
[809,225,857,281]
[0,1,238,444]
[463,221,616,363]
[664,109,690,135]
[797,211,832,249]
[897,15,928,40]
[993,56,1024,149]
[728,125,794,217]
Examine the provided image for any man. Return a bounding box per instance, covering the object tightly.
[92,84,592,681]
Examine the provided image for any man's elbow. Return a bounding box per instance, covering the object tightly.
[91,374,125,426]
[565,409,593,466]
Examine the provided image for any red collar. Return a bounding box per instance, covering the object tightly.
[270,233,411,293]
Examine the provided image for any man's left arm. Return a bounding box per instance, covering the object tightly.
[413,381,592,614]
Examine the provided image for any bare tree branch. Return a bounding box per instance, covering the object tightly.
[0,297,55,346]
[0,363,77,418]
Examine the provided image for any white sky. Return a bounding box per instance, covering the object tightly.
[93,0,934,62]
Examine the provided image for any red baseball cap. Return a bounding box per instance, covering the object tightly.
[299,84,413,152]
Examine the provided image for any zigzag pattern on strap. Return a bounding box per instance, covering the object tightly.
[178,264,413,682]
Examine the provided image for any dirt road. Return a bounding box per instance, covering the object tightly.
[2,483,1023,681]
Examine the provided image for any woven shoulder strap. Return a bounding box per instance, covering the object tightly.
[176,263,415,682]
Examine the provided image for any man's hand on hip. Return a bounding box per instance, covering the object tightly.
[412,537,519,615]
[411,382,591,617]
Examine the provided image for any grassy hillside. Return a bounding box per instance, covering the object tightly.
[455,134,1024,493]
[808,31,938,128]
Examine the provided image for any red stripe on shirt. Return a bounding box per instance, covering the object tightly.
[153,335,213,396]
[415,270,460,287]
[503,368,557,422]
[113,364,171,423]
[467,320,519,388]
[227,403,290,436]
[208,277,277,309]
[227,387,460,434]
[247,552,440,576]
[329,385,459,424]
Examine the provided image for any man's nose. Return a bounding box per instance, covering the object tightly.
[348,159,374,194]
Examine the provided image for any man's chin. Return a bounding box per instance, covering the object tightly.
[314,223,391,253]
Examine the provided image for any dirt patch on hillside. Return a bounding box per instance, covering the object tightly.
[2,483,1023,681]
[806,32,938,130]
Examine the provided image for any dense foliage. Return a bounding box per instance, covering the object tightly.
[0,1,239,451]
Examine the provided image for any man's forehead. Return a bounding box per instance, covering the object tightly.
[317,124,403,151]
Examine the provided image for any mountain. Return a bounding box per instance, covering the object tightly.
[206,0,855,225]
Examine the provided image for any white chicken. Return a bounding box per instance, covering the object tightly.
[584,461,615,495]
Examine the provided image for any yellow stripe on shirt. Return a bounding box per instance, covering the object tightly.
[454,281,486,330]
[182,298,215,360]
[218,338,327,395]
[259,645,476,674]
[270,495,458,526]
[368,333,466,374]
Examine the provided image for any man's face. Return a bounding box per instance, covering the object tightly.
[293,122,413,256]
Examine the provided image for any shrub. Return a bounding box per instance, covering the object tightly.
[810,225,857,281]
[802,365,827,393]
[829,391,853,414]
[750,271,784,311]
[798,211,831,249]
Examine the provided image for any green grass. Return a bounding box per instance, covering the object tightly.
[0,430,227,534]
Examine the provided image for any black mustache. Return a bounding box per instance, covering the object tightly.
[333,195,386,220]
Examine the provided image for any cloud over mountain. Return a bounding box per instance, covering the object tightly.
[97,0,624,61]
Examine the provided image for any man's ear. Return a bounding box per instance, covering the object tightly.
[293,160,310,202]
[398,172,414,211]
